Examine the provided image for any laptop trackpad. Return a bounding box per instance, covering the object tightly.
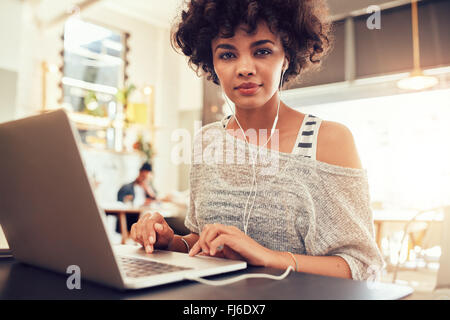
[113,244,245,270]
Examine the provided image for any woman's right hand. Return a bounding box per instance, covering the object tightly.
[130,212,174,254]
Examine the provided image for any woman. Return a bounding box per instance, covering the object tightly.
[130,0,384,281]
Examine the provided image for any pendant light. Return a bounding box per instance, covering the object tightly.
[397,0,438,90]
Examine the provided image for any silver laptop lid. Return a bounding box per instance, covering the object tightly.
[0,110,124,289]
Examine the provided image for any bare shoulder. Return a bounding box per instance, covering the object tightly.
[316,120,363,169]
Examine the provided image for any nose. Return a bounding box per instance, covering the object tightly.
[236,56,256,77]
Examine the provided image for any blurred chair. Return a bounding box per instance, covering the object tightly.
[392,206,445,283]
[414,220,442,268]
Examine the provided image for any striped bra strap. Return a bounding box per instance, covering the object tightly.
[222,114,232,128]
[291,114,322,160]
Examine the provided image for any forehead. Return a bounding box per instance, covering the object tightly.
[212,20,279,46]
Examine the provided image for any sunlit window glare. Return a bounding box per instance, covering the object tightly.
[300,88,450,211]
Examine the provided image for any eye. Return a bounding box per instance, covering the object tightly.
[255,48,272,56]
[219,52,235,60]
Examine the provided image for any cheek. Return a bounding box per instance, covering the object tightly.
[214,64,229,83]
[266,72,280,90]
[215,66,234,94]
[259,70,281,98]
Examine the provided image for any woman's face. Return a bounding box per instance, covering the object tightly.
[211,20,288,110]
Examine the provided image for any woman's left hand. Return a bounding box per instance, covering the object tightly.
[189,224,273,266]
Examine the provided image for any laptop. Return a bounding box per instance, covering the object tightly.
[0,109,246,290]
[434,206,450,298]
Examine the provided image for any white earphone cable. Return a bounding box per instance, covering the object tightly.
[192,67,292,287]
[185,265,294,286]
[223,69,284,235]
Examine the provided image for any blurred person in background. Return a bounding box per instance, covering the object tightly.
[117,162,157,208]
[116,162,157,232]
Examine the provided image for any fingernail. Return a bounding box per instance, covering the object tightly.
[145,245,151,253]
[155,223,162,230]
[149,236,154,243]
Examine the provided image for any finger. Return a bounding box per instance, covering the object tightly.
[148,224,156,245]
[150,211,165,224]
[154,222,164,235]
[148,213,165,242]
[135,221,145,246]
[198,225,212,255]
[154,222,169,247]
[199,225,221,255]
[138,219,153,253]
[143,219,157,254]
[189,241,202,257]
[203,224,230,248]
[209,234,231,256]
[131,223,143,246]
[140,212,163,253]
[201,224,233,255]
[146,218,157,244]
[130,224,137,242]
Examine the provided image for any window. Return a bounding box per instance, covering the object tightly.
[61,18,129,149]
[298,88,450,210]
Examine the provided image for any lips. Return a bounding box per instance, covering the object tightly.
[234,82,262,96]
[235,82,261,89]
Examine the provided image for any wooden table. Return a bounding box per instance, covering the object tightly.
[373,209,443,250]
[103,208,142,245]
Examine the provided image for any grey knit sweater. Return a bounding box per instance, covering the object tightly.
[185,116,385,281]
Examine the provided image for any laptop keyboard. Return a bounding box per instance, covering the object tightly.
[119,256,193,278]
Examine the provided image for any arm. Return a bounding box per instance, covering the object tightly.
[141,183,157,200]
[276,122,362,279]
[267,251,352,279]
[189,224,352,279]
[307,120,383,280]
[167,233,199,253]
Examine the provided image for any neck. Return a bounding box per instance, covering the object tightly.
[232,91,284,133]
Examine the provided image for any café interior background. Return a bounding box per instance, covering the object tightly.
[0,0,449,285]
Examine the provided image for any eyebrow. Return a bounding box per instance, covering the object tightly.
[214,39,275,52]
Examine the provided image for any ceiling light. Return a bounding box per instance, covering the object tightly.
[397,70,439,91]
[397,0,438,91]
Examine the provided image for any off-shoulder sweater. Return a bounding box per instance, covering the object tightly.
[184,114,385,281]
